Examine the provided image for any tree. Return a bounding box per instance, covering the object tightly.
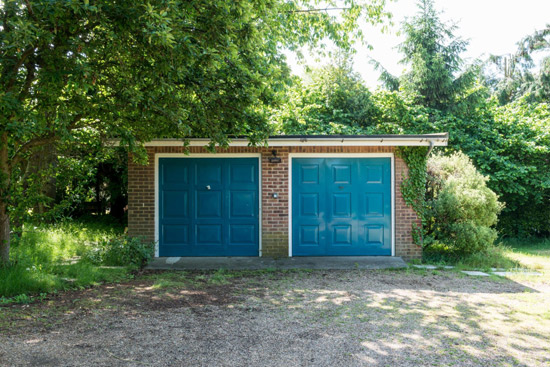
[276,56,379,134]
[0,0,389,264]
[374,0,475,109]
[484,25,550,105]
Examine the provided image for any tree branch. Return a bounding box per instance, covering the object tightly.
[10,114,83,167]
[11,135,57,168]
[5,47,36,93]
[24,0,38,21]
[283,7,350,14]
[18,47,37,68]
[18,60,36,101]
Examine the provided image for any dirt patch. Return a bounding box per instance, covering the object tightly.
[0,274,243,335]
[1,269,549,367]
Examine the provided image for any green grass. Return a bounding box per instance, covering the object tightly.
[422,237,550,272]
[0,216,130,302]
[503,237,550,255]
[501,237,550,273]
[2,216,548,304]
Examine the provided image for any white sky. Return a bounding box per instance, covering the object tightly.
[286,0,550,87]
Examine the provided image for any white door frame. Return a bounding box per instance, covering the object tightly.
[288,153,395,257]
[154,153,262,257]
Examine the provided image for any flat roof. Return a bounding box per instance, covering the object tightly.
[121,133,448,147]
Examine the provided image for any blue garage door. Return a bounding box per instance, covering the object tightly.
[158,158,259,257]
[292,158,391,256]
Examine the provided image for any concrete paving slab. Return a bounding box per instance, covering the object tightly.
[165,257,181,265]
[412,265,437,269]
[412,264,454,270]
[461,270,490,276]
[493,271,542,277]
[146,256,407,271]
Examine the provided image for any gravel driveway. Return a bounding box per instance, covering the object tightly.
[1,269,549,367]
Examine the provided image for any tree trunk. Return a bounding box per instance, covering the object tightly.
[0,133,10,265]
[95,173,102,215]
[0,203,9,266]
[26,145,57,215]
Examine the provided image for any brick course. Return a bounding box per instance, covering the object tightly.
[128,145,422,260]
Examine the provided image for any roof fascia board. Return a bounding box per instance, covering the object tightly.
[143,138,447,147]
[107,134,449,147]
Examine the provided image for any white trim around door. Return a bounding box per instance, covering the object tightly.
[287,153,395,257]
[154,153,262,258]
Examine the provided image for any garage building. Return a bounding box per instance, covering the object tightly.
[127,134,448,260]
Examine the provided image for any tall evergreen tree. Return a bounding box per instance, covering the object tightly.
[372,0,475,109]
[399,0,475,109]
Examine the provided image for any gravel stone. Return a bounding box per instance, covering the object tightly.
[1,270,548,367]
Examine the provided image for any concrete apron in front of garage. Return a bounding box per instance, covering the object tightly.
[147,256,407,270]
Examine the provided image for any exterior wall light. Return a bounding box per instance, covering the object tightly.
[268,150,281,163]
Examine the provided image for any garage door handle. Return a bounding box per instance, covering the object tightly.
[206,185,211,190]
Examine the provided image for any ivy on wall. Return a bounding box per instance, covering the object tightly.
[396,146,429,246]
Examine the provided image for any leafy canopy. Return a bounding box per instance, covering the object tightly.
[0,0,391,264]
[1,0,386,151]
[275,56,379,135]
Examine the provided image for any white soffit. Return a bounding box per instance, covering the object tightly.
[109,133,449,147]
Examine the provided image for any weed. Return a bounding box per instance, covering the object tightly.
[82,236,154,269]
[0,217,129,301]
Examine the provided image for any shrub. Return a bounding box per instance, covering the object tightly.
[84,236,154,269]
[424,152,504,257]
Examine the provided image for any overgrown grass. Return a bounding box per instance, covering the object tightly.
[0,216,131,302]
[423,237,550,271]
[501,237,550,273]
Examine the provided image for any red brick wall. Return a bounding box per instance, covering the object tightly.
[394,156,423,259]
[127,145,422,260]
[262,147,290,257]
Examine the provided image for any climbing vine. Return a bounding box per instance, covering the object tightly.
[396,147,429,246]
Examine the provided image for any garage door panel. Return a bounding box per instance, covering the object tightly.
[365,165,384,184]
[196,224,223,244]
[162,190,189,219]
[300,164,321,184]
[332,225,352,245]
[332,193,352,217]
[300,193,319,217]
[300,225,320,246]
[293,157,391,256]
[365,225,384,245]
[230,164,256,184]
[230,191,256,218]
[229,224,256,245]
[332,164,352,184]
[196,190,222,218]
[162,161,189,185]
[159,157,259,257]
[162,224,189,244]
[365,193,384,217]
[197,164,222,184]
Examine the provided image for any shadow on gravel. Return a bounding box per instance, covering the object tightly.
[0,269,548,367]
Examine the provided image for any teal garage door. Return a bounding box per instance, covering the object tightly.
[292,158,392,256]
[158,157,259,257]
